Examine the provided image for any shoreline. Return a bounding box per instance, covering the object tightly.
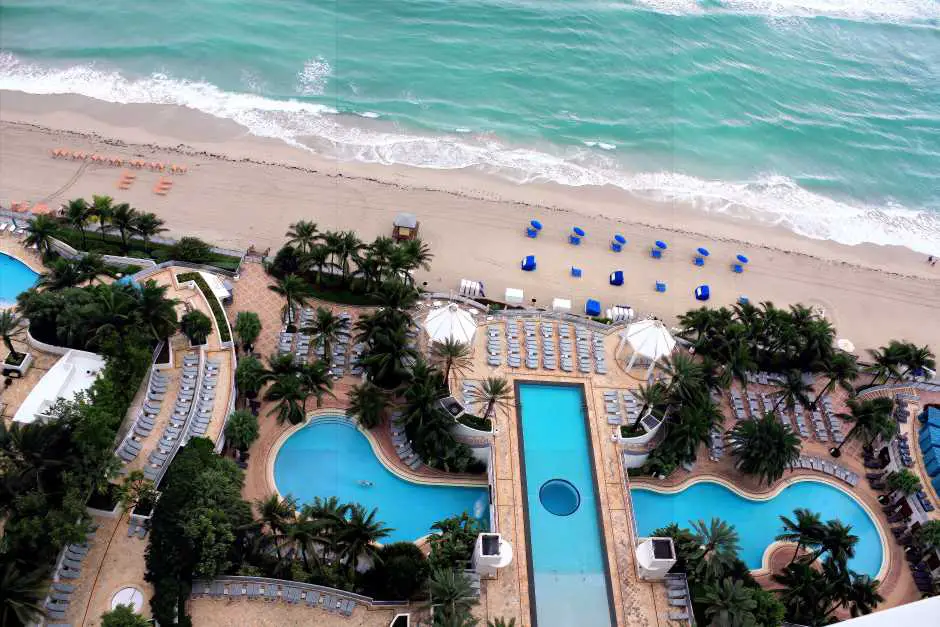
[1,90,939,351]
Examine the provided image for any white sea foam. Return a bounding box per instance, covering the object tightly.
[356,111,381,119]
[454,127,472,134]
[296,57,331,96]
[630,0,940,23]
[1,54,937,254]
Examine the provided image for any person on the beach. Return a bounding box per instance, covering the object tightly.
[930,255,935,264]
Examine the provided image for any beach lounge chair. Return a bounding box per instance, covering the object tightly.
[59,568,80,579]
[667,589,687,598]
[669,610,690,621]
[340,598,356,616]
[246,583,261,599]
[53,583,76,593]
[668,598,688,607]
[306,590,321,607]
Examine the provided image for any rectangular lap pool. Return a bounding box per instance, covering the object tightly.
[516,382,615,627]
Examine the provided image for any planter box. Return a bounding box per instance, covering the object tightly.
[2,352,33,378]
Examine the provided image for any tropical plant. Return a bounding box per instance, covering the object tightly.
[832,397,894,456]
[348,382,387,429]
[865,342,907,385]
[727,412,801,485]
[64,197,94,249]
[885,469,922,500]
[180,309,213,345]
[429,568,478,624]
[914,519,940,552]
[487,619,516,627]
[0,310,25,362]
[298,360,334,408]
[234,311,262,351]
[36,258,82,291]
[285,220,319,254]
[235,355,268,399]
[269,274,313,327]
[773,369,813,412]
[429,513,482,572]
[397,237,434,274]
[776,508,824,564]
[117,470,157,513]
[662,353,705,403]
[773,561,830,625]
[132,212,167,254]
[358,320,418,389]
[431,338,473,390]
[362,542,429,601]
[0,557,46,627]
[264,372,308,425]
[692,518,741,581]
[91,194,115,239]
[845,574,883,617]
[136,280,179,341]
[813,351,859,407]
[469,377,512,421]
[337,503,392,576]
[22,213,58,256]
[304,244,333,286]
[255,494,297,561]
[168,236,213,264]
[224,409,260,452]
[635,381,669,429]
[899,342,936,378]
[811,520,858,568]
[701,577,757,627]
[75,252,107,283]
[302,306,348,363]
[101,603,151,627]
[109,202,138,254]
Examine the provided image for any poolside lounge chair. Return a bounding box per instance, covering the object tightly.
[53,583,76,593]
[305,590,321,607]
[669,610,690,621]
[669,598,688,607]
[667,589,687,598]
[59,568,80,579]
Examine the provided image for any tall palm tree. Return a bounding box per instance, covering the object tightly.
[348,382,387,429]
[773,561,829,625]
[285,220,319,254]
[64,197,93,249]
[91,194,114,240]
[268,274,313,327]
[361,325,419,389]
[813,352,859,407]
[303,244,333,286]
[885,469,922,502]
[724,339,757,391]
[302,496,349,561]
[110,203,138,254]
[865,342,906,385]
[431,338,473,389]
[701,577,757,627]
[302,306,348,362]
[811,520,858,568]
[338,504,392,575]
[0,558,47,627]
[22,214,58,256]
[634,381,668,429]
[397,238,433,273]
[372,279,420,313]
[429,568,477,622]
[0,311,25,361]
[662,353,705,403]
[692,518,741,581]
[900,343,936,379]
[255,494,297,561]
[334,231,364,281]
[287,514,320,571]
[831,397,894,457]
[132,212,167,255]
[668,401,721,465]
[727,413,801,485]
[914,520,940,552]
[776,508,824,564]
[299,360,334,408]
[235,355,268,399]
[773,369,813,412]
[264,372,307,425]
[469,377,512,420]
[135,280,179,340]
[845,574,883,617]
[75,253,107,284]
[37,258,84,291]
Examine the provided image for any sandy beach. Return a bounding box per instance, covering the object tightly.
[1,90,938,351]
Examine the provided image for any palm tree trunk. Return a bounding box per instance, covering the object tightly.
[812,380,833,408]
[301,545,310,571]
[120,228,128,253]
[3,334,20,359]
[774,394,787,412]
[273,530,282,560]
[444,360,452,387]
[79,226,87,249]
[484,399,495,419]
[632,406,646,430]
[790,540,803,564]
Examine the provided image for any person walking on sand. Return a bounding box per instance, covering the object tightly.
[929,255,934,264]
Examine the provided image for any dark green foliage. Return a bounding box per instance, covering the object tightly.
[457,414,492,432]
[428,513,482,572]
[234,355,267,398]
[224,410,260,452]
[176,272,232,342]
[167,236,213,264]
[180,310,213,346]
[101,603,151,627]
[267,244,303,278]
[234,311,262,349]
[347,382,388,429]
[727,412,802,485]
[361,542,429,600]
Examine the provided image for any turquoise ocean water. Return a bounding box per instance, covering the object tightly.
[1,1,938,253]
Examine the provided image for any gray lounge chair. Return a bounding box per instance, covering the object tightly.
[669,610,690,621]
[264,585,278,602]
[305,590,321,607]
[53,583,76,593]
[59,568,80,579]
[667,589,686,598]
[669,598,688,607]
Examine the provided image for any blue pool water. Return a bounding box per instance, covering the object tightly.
[0,252,39,306]
[273,416,489,543]
[517,383,614,627]
[633,480,883,577]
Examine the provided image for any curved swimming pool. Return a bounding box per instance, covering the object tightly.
[0,252,39,306]
[632,479,883,577]
[273,416,489,543]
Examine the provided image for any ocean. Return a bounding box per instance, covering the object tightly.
[1,0,938,253]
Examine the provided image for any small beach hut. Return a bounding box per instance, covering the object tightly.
[569,227,585,245]
[694,247,709,266]
[424,303,476,345]
[551,298,572,313]
[695,285,710,301]
[616,319,677,377]
[611,234,627,252]
[505,287,524,305]
[392,213,419,241]
[521,255,537,271]
[584,299,601,317]
[651,240,667,259]
[526,219,543,238]
[609,270,624,286]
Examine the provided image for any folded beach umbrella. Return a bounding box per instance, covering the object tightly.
[736,254,749,264]
[521,255,537,271]
[573,227,586,237]
[655,240,668,250]
[695,285,710,301]
[609,270,624,286]
[697,247,710,257]
[526,219,543,238]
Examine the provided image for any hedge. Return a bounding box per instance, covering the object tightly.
[457,413,492,432]
[176,272,232,342]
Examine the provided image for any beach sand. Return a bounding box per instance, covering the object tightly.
[1,90,938,351]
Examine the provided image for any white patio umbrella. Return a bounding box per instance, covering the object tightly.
[424,303,477,344]
[837,338,855,353]
[617,319,676,377]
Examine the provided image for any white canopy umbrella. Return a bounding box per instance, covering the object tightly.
[617,319,676,377]
[424,303,477,344]
[837,338,855,353]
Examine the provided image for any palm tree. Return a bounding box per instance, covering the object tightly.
[64,197,94,249]
[692,518,741,581]
[397,238,434,274]
[487,619,515,627]
[813,352,859,407]
[298,360,334,408]
[110,203,138,254]
[0,558,46,627]
[431,338,473,389]
[865,342,906,385]
[360,324,419,389]
[224,409,259,453]
[429,568,477,622]
[91,194,114,240]
[234,311,262,351]
[132,212,167,255]
[37,258,84,290]
[885,469,921,502]
[327,230,364,282]
[846,574,883,617]
[667,401,721,466]
[255,494,297,561]
[302,306,348,363]
[303,244,332,286]
[180,310,213,345]
[777,508,824,564]
[75,252,107,283]
[22,214,58,256]
[348,382,387,429]
[773,369,813,411]
[634,381,668,429]
[264,372,307,425]
[701,577,757,627]
[469,377,512,420]
[285,220,319,254]
[812,520,858,568]
[831,397,894,457]
[662,353,705,403]
[724,339,757,391]
[268,274,313,327]
[0,311,25,362]
[338,504,392,575]
[133,280,178,340]
[235,355,268,399]
[914,520,940,552]
[287,514,320,571]
[727,412,801,485]
[372,279,420,313]
[773,561,829,625]
[900,343,936,379]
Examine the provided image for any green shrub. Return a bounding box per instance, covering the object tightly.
[167,236,213,264]
[362,542,429,600]
[176,272,233,342]
[458,413,492,432]
[180,310,212,345]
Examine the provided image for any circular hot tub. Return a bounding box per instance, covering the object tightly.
[539,478,581,516]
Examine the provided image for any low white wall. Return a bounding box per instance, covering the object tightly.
[26,328,70,356]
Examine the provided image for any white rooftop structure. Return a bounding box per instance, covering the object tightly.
[198,271,232,303]
[505,287,524,305]
[551,298,571,313]
[616,319,676,377]
[837,596,940,626]
[424,303,477,344]
[13,349,106,424]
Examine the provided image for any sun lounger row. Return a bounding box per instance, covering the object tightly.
[665,575,691,624]
[128,519,148,539]
[187,357,222,439]
[708,427,724,461]
[0,221,28,236]
[745,371,786,386]
[139,352,199,481]
[389,412,423,471]
[462,380,480,414]
[604,390,641,426]
[49,524,98,608]
[896,437,913,468]
[191,579,357,616]
[795,455,858,487]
